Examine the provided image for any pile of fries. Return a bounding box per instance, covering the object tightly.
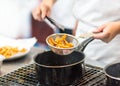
[48,34,74,48]
[0,46,27,58]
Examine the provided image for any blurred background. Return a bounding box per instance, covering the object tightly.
[0,0,76,50]
[0,0,38,38]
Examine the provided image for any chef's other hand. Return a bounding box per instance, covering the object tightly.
[93,22,120,43]
[32,0,56,21]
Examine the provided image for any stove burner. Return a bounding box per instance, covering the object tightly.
[0,64,106,86]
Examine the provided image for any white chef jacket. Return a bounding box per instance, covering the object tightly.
[50,0,76,29]
[72,0,120,67]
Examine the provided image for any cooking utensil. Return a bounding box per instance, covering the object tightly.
[35,33,94,86]
[46,16,65,31]
[46,33,94,55]
[34,51,85,86]
[103,62,120,86]
[79,33,94,38]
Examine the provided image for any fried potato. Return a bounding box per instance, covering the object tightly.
[48,34,74,48]
[0,46,27,58]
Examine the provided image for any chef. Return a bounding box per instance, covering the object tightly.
[32,0,120,67]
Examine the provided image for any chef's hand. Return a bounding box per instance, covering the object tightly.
[32,0,56,21]
[93,22,120,43]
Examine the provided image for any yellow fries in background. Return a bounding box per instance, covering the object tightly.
[0,46,27,58]
[48,34,74,48]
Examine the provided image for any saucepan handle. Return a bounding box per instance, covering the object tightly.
[76,37,94,52]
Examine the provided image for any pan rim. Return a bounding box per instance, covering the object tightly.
[34,58,85,68]
[103,62,120,80]
[34,51,85,68]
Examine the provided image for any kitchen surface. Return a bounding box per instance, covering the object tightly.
[0,63,106,86]
[0,0,120,86]
[0,47,44,76]
[1,46,105,76]
[0,47,106,86]
[1,46,120,86]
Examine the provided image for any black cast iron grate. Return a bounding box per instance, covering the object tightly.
[0,64,106,86]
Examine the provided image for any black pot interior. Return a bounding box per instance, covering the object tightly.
[105,63,120,78]
[35,51,85,67]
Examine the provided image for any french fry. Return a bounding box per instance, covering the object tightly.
[48,34,74,48]
[0,46,27,58]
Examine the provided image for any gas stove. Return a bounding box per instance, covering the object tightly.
[0,64,106,86]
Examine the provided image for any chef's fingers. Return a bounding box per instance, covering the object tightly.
[93,24,106,33]
[41,6,49,20]
[41,5,51,20]
[93,31,111,43]
[32,6,42,21]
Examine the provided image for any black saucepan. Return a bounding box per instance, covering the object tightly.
[104,62,120,86]
[34,37,94,86]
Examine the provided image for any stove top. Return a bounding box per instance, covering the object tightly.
[0,64,106,86]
